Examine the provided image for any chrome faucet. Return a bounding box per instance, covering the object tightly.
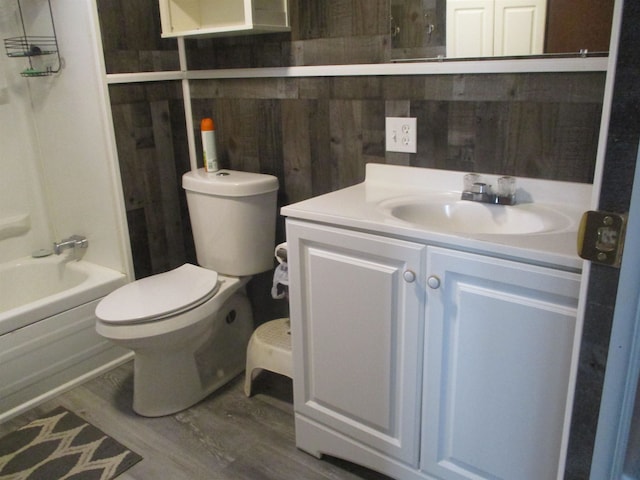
[53,235,88,255]
[461,174,517,205]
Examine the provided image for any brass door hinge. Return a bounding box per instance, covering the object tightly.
[578,210,627,268]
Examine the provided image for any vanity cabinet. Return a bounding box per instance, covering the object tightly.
[158,0,290,38]
[287,220,581,480]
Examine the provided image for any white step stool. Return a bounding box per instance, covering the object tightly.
[244,317,292,396]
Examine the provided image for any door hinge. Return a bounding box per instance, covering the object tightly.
[578,210,627,268]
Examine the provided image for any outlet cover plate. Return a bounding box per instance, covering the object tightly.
[386,117,417,153]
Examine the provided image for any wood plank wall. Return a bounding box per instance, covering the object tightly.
[190,73,603,202]
[98,0,604,321]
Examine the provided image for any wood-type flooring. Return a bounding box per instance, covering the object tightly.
[0,362,391,480]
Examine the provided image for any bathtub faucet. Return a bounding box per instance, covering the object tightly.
[53,235,88,255]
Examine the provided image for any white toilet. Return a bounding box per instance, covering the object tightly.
[95,168,279,417]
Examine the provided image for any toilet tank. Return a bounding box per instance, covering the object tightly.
[182,168,279,276]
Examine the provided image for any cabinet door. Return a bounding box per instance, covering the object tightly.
[421,247,580,480]
[446,0,494,57]
[494,0,547,55]
[287,220,426,466]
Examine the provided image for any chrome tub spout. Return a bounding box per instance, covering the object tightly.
[53,235,88,255]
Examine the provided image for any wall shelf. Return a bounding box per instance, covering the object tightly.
[158,0,290,38]
[3,0,60,77]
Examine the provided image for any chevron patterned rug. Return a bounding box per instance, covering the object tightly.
[0,407,142,480]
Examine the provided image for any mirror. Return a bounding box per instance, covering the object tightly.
[390,0,614,61]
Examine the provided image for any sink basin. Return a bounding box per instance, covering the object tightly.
[380,193,573,235]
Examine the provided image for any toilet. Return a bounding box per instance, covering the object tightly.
[95,168,279,417]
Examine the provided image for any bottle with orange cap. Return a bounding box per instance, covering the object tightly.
[201,118,219,172]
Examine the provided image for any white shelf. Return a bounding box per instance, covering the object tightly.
[159,0,290,38]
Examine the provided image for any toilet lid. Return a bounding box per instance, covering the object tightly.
[96,264,219,324]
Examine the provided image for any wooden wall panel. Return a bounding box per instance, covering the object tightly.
[111,105,142,210]
[110,72,603,281]
[282,101,313,204]
[291,0,388,40]
[391,0,447,60]
[290,36,389,65]
[504,102,555,178]
[97,0,178,73]
[308,100,334,197]
[553,103,602,180]
[412,101,449,170]
[150,100,186,270]
[138,146,170,274]
[330,100,366,189]
[109,82,192,279]
[126,208,152,278]
[353,0,390,36]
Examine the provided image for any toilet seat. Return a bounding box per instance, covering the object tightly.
[96,264,219,324]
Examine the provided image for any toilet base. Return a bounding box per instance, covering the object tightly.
[130,291,253,417]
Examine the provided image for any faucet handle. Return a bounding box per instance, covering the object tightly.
[471,182,490,194]
[497,176,517,205]
[463,173,482,191]
[498,176,516,196]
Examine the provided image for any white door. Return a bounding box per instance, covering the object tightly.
[494,0,546,55]
[286,220,426,466]
[446,0,494,57]
[421,246,581,480]
[590,146,640,479]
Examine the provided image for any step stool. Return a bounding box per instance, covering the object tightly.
[244,317,292,396]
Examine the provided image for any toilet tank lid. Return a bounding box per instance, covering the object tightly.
[183,168,279,197]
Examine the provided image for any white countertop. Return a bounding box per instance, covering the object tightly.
[281,164,592,271]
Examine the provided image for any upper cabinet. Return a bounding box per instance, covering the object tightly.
[445,0,547,57]
[158,0,290,38]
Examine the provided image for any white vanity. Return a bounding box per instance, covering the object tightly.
[281,164,591,480]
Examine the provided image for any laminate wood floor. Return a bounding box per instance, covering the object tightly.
[0,362,392,480]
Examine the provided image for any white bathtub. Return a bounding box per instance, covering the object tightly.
[0,255,127,335]
[0,255,131,421]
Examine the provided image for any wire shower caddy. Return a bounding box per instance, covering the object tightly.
[3,0,60,76]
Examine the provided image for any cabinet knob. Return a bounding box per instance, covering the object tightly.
[427,275,441,289]
[403,270,416,283]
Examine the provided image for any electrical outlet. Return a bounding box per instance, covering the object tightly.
[385,117,417,153]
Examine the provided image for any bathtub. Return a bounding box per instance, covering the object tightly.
[0,255,131,421]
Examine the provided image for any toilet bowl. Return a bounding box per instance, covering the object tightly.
[96,265,253,416]
[95,169,279,417]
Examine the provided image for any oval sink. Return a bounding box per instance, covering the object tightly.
[380,194,573,235]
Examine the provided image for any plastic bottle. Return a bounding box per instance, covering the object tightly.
[201,118,219,172]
